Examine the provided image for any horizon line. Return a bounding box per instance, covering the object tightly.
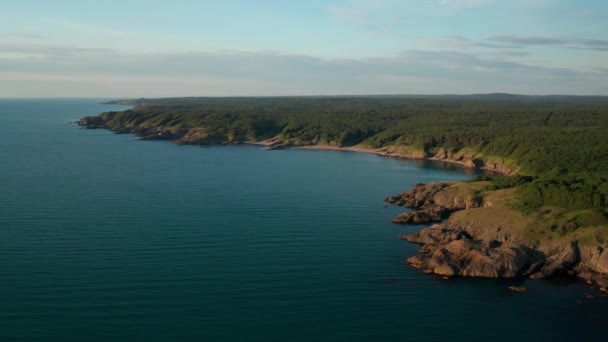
[2,93,608,100]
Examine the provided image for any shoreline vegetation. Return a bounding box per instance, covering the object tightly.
[80,95,608,291]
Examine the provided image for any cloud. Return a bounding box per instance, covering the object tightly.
[489,35,608,51]
[396,50,578,77]
[491,35,566,45]
[494,50,529,57]
[422,35,608,53]
[1,42,606,97]
[420,35,520,50]
[591,67,608,75]
[45,18,132,38]
[0,32,46,40]
[0,43,115,56]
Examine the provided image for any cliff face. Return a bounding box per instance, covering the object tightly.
[388,182,608,289]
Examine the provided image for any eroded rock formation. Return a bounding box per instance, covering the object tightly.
[385,182,481,224]
[388,182,608,290]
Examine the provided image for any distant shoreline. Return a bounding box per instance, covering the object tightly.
[260,143,508,175]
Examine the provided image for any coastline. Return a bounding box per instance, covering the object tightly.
[76,109,608,292]
[78,111,514,176]
[291,144,510,175]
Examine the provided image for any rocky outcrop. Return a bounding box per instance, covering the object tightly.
[402,214,608,289]
[428,148,514,174]
[575,246,608,289]
[78,115,111,129]
[386,183,448,207]
[386,182,481,224]
[402,221,581,279]
[390,182,608,290]
[391,207,449,224]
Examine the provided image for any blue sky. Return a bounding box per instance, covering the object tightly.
[1,0,607,97]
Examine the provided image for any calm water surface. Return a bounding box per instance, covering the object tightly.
[1,99,606,341]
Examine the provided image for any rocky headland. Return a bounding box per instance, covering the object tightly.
[386,182,608,290]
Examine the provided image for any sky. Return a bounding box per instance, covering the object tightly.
[0,0,607,97]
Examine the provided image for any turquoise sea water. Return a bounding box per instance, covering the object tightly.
[1,99,606,342]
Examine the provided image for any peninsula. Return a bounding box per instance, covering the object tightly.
[80,95,608,290]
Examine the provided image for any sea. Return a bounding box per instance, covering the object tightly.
[1,99,606,341]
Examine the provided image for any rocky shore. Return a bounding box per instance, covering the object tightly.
[387,182,608,290]
[385,182,481,224]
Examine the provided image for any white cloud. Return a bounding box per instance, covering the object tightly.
[0,43,606,97]
[490,35,608,51]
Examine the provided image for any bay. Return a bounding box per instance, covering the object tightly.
[1,99,606,342]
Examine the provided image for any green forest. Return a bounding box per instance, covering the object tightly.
[81,95,608,231]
